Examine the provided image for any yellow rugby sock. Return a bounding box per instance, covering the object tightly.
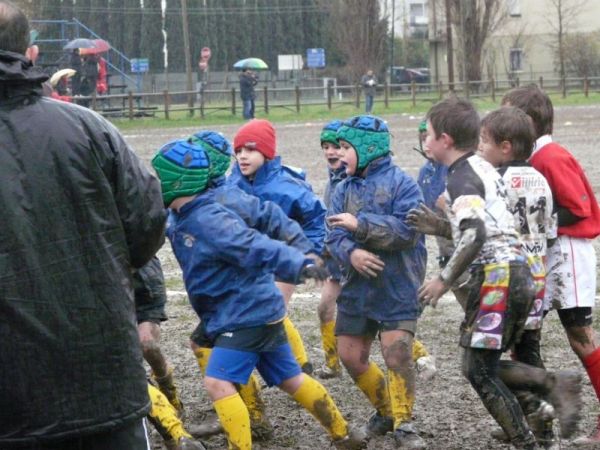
[291,375,348,440]
[192,346,212,375]
[412,339,429,361]
[388,369,414,429]
[283,316,309,368]
[320,320,340,371]
[213,393,251,450]
[147,384,191,442]
[236,373,266,425]
[356,362,392,417]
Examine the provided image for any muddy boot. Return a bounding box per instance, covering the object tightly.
[572,415,600,446]
[314,364,341,380]
[333,426,368,450]
[152,368,184,416]
[510,430,541,450]
[547,370,582,438]
[491,400,556,446]
[361,411,394,437]
[415,355,437,382]
[393,422,426,449]
[188,414,223,439]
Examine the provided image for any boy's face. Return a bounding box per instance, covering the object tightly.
[424,120,447,163]
[478,127,509,168]
[339,140,357,176]
[322,142,343,170]
[235,146,266,179]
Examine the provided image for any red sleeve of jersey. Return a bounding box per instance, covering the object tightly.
[533,149,591,219]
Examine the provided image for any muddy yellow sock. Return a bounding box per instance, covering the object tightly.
[283,316,309,367]
[193,346,212,375]
[412,339,429,361]
[147,384,191,442]
[356,362,392,417]
[213,393,251,450]
[236,373,266,424]
[388,369,415,429]
[291,375,348,440]
[320,320,340,371]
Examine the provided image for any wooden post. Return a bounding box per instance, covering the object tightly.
[491,77,496,102]
[516,77,520,87]
[163,90,170,120]
[411,81,416,106]
[562,76,567,98]
[584,77,589,97]
[231,88,236,115]
[464,80,470,99]
[438,80,443,100]
[199,86,205,118]
[263,86,269,114]
[539,76,544,89]
[91,92,97,110]
[384,81,389,108]
[128,91,134,120]
[355,84,360,109]
[295,86,300,113]
[327,85,332,110]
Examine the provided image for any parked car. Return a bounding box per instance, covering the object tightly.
[389,66,430,90]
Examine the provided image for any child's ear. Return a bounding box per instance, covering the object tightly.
[441,132,454,149]
[501,140,513,156]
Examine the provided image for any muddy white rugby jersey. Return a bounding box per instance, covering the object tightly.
[444,153,524,265]
[498,162,557,258]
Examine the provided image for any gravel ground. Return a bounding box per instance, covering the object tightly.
[121,104,600,449]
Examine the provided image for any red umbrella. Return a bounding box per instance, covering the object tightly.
[79,39,110,55]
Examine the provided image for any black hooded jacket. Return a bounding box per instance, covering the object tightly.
[0,50,166,446]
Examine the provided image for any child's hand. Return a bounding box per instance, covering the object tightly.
[327,213,359,232]
[406,204,446,236]
[418,276,449,308]
[350,249,385,278]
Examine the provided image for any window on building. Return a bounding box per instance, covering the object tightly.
[510,48,523,72]
[508,0,521,17]
[409,3,425,17]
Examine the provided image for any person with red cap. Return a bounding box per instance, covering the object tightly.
[228,119,327,375]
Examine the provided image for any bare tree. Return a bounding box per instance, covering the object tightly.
[546,0,588,95]
[320,0,388,82]
[449,0,508,84]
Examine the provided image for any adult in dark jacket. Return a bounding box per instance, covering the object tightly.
[68,48,81,95]
[0,2,166,448]
[239,68,257,119]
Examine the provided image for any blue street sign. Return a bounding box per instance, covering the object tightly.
[306,48,325,69]
[131,58,149,73]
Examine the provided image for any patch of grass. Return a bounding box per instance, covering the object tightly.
[164,276,183,290]
[108,91,600,131]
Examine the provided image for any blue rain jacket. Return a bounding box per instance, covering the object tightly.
[166,191,310,339]
[228,156,326,254]
[326,156,426,321]
[323,166,347,280]
[417,160,448,210]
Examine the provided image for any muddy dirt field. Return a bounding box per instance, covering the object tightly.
[122,105,600,449]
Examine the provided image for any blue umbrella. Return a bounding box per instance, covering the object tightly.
[63,38,96,50]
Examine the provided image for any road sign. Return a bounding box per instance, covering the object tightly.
[131,58,149,73]
[306,48,325,69]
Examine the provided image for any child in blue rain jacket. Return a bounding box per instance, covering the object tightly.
[228,119,326,373]
[152,137,366,450]
[326,115,427,449]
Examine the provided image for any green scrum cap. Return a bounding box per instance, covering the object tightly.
[151,139,210,207]
[336,115,390,170]
[188,131,233,180]
[320,120,344,146]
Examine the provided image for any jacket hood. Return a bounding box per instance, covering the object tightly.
[0,49,48,98]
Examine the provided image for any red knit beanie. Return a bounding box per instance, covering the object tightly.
[233,119,277,160]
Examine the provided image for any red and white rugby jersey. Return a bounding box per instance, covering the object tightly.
[530,136,600,239]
